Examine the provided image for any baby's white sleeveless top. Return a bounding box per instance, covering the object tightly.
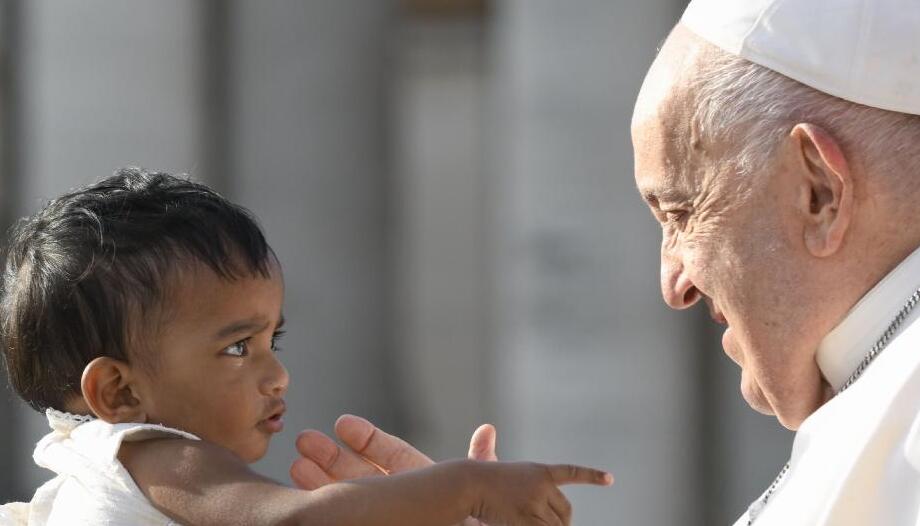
[0,409,199,525]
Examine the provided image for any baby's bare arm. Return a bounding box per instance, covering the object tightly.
[119,438,475,526]
[119,438,610,526]
[120,438,303,525]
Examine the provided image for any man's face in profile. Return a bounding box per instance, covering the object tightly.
[630,26,831,430]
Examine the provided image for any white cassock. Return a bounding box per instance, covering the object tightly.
[676,0,920,522]
[734,244,920,525]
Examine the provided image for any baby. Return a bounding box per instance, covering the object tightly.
[0,168,611,525]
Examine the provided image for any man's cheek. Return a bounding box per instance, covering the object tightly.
[721,327,743,366]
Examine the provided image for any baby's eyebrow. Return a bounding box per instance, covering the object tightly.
[214,316,271,340]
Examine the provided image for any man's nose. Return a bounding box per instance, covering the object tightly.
[660,253,701,310]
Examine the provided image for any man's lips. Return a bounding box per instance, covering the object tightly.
[704,298,740,364]
[259,400,286,433]
[721,326,742,365]
[704,298,728,325]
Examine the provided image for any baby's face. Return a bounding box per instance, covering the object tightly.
[133,260,288,462]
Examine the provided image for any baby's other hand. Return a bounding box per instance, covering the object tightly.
[466,461,613,526]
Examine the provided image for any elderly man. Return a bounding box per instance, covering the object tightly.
[294,0,920,523]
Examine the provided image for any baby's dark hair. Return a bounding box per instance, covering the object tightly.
[0,167,273,411]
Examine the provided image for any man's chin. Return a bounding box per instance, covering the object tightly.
[740,375,775,416]
[741,376,818,430]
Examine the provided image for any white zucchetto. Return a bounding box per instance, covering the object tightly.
[681,0,920,116]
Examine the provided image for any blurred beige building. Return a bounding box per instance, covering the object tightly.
[0,1,791,524]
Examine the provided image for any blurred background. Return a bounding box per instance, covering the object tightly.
[0,1,792,524]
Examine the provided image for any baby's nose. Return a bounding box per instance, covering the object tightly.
[262,355,290,396]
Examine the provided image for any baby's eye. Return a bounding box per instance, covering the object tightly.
[271,330,286,353]
[222,340,249,357]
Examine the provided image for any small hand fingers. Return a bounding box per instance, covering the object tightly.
[294,430,338,466]
[289,457,335,489]
[548,487,572,525]
[546,464,613,486]
[468,424,498,462]
[295,430,384,480]
[534,507,564,526]
[335,414,434,473]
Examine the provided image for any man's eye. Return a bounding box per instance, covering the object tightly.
[664,210,686,223]
[222,340,249,357]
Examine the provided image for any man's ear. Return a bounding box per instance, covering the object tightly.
[81,357,147,424]
[789,123,854,257]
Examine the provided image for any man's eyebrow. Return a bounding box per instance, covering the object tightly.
[642,191,661,206]
[642,188,687,206]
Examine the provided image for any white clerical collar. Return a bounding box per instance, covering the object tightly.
[817,244,920,391]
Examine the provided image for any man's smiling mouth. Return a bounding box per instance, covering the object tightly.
[704,297,728,325]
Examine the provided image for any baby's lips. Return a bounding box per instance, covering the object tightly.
[259,401,286,433]
[260,398,286,425]
[267,398,286,419]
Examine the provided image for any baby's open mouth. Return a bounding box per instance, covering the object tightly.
[259,401,286,433]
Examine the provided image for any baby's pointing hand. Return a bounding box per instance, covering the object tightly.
[467,461,613,526]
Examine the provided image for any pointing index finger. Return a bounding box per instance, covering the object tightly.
[547,464,614,486]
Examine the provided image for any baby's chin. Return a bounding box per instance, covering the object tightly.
[239,450,268,464]
[219,443,268,464]
[202,433,271,464]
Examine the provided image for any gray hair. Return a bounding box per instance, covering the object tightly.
[691,50,920,183]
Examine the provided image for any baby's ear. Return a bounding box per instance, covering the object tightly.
[81,357,147,423]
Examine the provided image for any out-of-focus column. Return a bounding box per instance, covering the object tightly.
[490,1,701,523]
[12,0,205,495]
[228,1,400,482]
[19,1,204,203]
[0,0,20,504]
[390,13,492,460]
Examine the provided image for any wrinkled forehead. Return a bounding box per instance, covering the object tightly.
[632,25,719,202]
[632,84,698,204]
